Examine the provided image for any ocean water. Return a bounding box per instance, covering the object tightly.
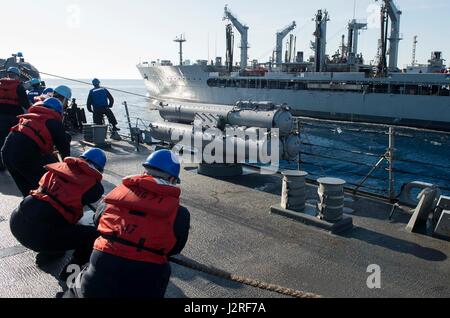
[45,79,450,197]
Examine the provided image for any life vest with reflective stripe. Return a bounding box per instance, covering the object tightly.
[11,106,62,155]
[31,157,103,224]
[94,175,181,264]
[0,78,20,106]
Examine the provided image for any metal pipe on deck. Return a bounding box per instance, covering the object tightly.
[148,121,301,162]
[157,101,294,136]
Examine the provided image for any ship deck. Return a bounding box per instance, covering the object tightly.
[0,138,449,298]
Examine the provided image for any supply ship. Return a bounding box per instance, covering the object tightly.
[137,0,450,131]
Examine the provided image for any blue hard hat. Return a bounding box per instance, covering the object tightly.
[7,67,21,76]
[80,148,107,173]
[17,52,23,57]
[43,88,54,95]
[30,78,40,86]
[143,150,181,180]
[92,78,100,86]
[54,85,72,100]
[43,97,63,114]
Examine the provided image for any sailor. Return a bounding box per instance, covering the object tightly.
[64,98,85,132]
[87,79,120,131]
[9,148,106,272]
[33,87,54,103]
[66,150,190,298]
[27,78,44,104]
[0,67,30,171]
[1,97,71,197]
[53,85,72,110]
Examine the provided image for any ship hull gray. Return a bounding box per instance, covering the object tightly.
[138,64,450,131]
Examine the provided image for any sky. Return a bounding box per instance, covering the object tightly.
[2,0,449,79]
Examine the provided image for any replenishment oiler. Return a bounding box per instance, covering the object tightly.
[137,0,450,131]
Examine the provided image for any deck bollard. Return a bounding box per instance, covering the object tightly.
[92,125,108,145]
[82,124,93,142]
[281,171,308,212]
[317,177,346,222]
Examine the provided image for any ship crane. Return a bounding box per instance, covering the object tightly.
[275,21,297,66]
[377,0,402,71]
[347,19,367,64]
[224,5,249,69]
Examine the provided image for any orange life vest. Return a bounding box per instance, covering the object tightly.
[0,78,20,106]
[31,157,103,224]
[94,175,181,265]
[11,106,62,155]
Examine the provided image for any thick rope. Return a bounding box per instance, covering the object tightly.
[170,257,323,299]
[38,71,159,101]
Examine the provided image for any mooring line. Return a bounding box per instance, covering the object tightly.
[38,71,158,101]
[170,257,323,299]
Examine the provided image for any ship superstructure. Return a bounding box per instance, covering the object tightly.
[137,0,450,131]
[1,52,41,87]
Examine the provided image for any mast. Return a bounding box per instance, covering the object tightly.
[174,34,187,66]
[411,35,418,66]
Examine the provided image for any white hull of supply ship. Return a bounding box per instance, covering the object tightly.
[137,64,450,131]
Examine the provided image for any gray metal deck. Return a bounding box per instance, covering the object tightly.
[0,139,449,298]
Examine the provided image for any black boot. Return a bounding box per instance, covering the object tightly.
[35,252,66,267]
[112,126,121,132]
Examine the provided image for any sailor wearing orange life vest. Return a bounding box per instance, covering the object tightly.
[66,150,190,298]
[9,148,106,271]
[0,67,31,171]
[1,97,71,197]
